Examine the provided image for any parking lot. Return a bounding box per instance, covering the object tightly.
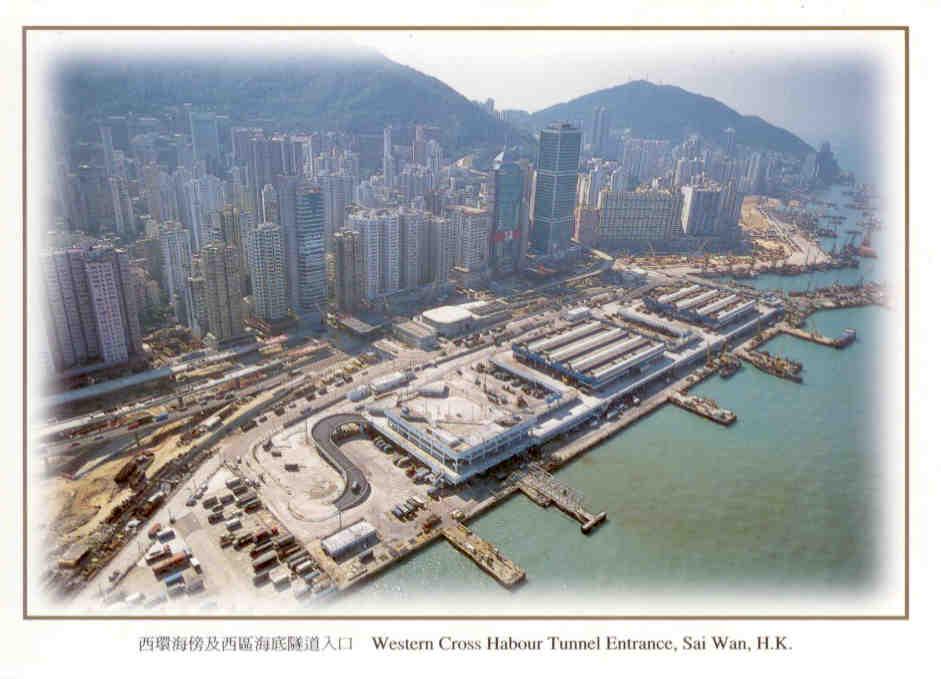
[90,464,337,613]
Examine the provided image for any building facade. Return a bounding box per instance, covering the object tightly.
[531,123,582,255]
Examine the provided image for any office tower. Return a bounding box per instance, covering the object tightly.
[294,184,327,313]
[189,111,221,172]
[382,125,394,186]
[589,106,610,156]
[334,230,362,313]
[489,149,525,276]
[159,222,193,322]
[109,176,134,238]
[681,185,723,235]
[246,223,289,322]
[201,241,244,342]
[723,127,737,158]
[273,175,300,310]
[531,123,582,255]
[261,184,279,224]
[598,189,683,244]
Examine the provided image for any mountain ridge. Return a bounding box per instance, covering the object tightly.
[531,79,813,156]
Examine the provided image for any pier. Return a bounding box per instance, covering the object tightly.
[779,325,856,349]
[668,392,736,426]
[442,524,526,588]
[514,466,607,534]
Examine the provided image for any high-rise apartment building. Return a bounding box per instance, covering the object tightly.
[201,241,244,343]
[382,126,394,187]
[531,123,582,255]
[40,246,142,371]
[159,222,193,322]
[398,208,426,290]
[348,209,401,301]
[448,206,490,273]
[589,106,610,157]
[597,189,683,244]
[261,184,279,224]
[680,185,724,236]
[333,230,363,313]
[246,223,289,322]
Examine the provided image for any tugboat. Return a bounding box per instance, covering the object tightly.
[835,328,857,348]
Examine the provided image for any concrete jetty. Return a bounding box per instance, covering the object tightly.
[442,524,526,588]
[515,466,606,534]
[780,325,856,348]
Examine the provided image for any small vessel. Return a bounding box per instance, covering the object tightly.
[835,328,857,348]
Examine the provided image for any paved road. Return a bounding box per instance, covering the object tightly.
[309,413,372,511]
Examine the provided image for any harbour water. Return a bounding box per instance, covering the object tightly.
[338,304,887,612]
[334,182,897,613]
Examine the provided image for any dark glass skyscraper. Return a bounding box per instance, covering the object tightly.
[189,111,221,172]
[294,184,327,315]
[490,148,525,276]
[531,123,582,255]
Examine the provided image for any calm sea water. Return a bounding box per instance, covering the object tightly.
[334,185,893,612]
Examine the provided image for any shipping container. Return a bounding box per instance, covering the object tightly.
[252,552,277,572]
[153,553,188,578]
[272,534,295,548]
[235,492,257,508]
[249,541,273,559]
[163,572,185,588]
[234,533,254,548]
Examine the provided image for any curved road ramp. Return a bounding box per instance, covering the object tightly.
[309,413,372,512]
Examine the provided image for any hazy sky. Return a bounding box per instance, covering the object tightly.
[364,30,900,152]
